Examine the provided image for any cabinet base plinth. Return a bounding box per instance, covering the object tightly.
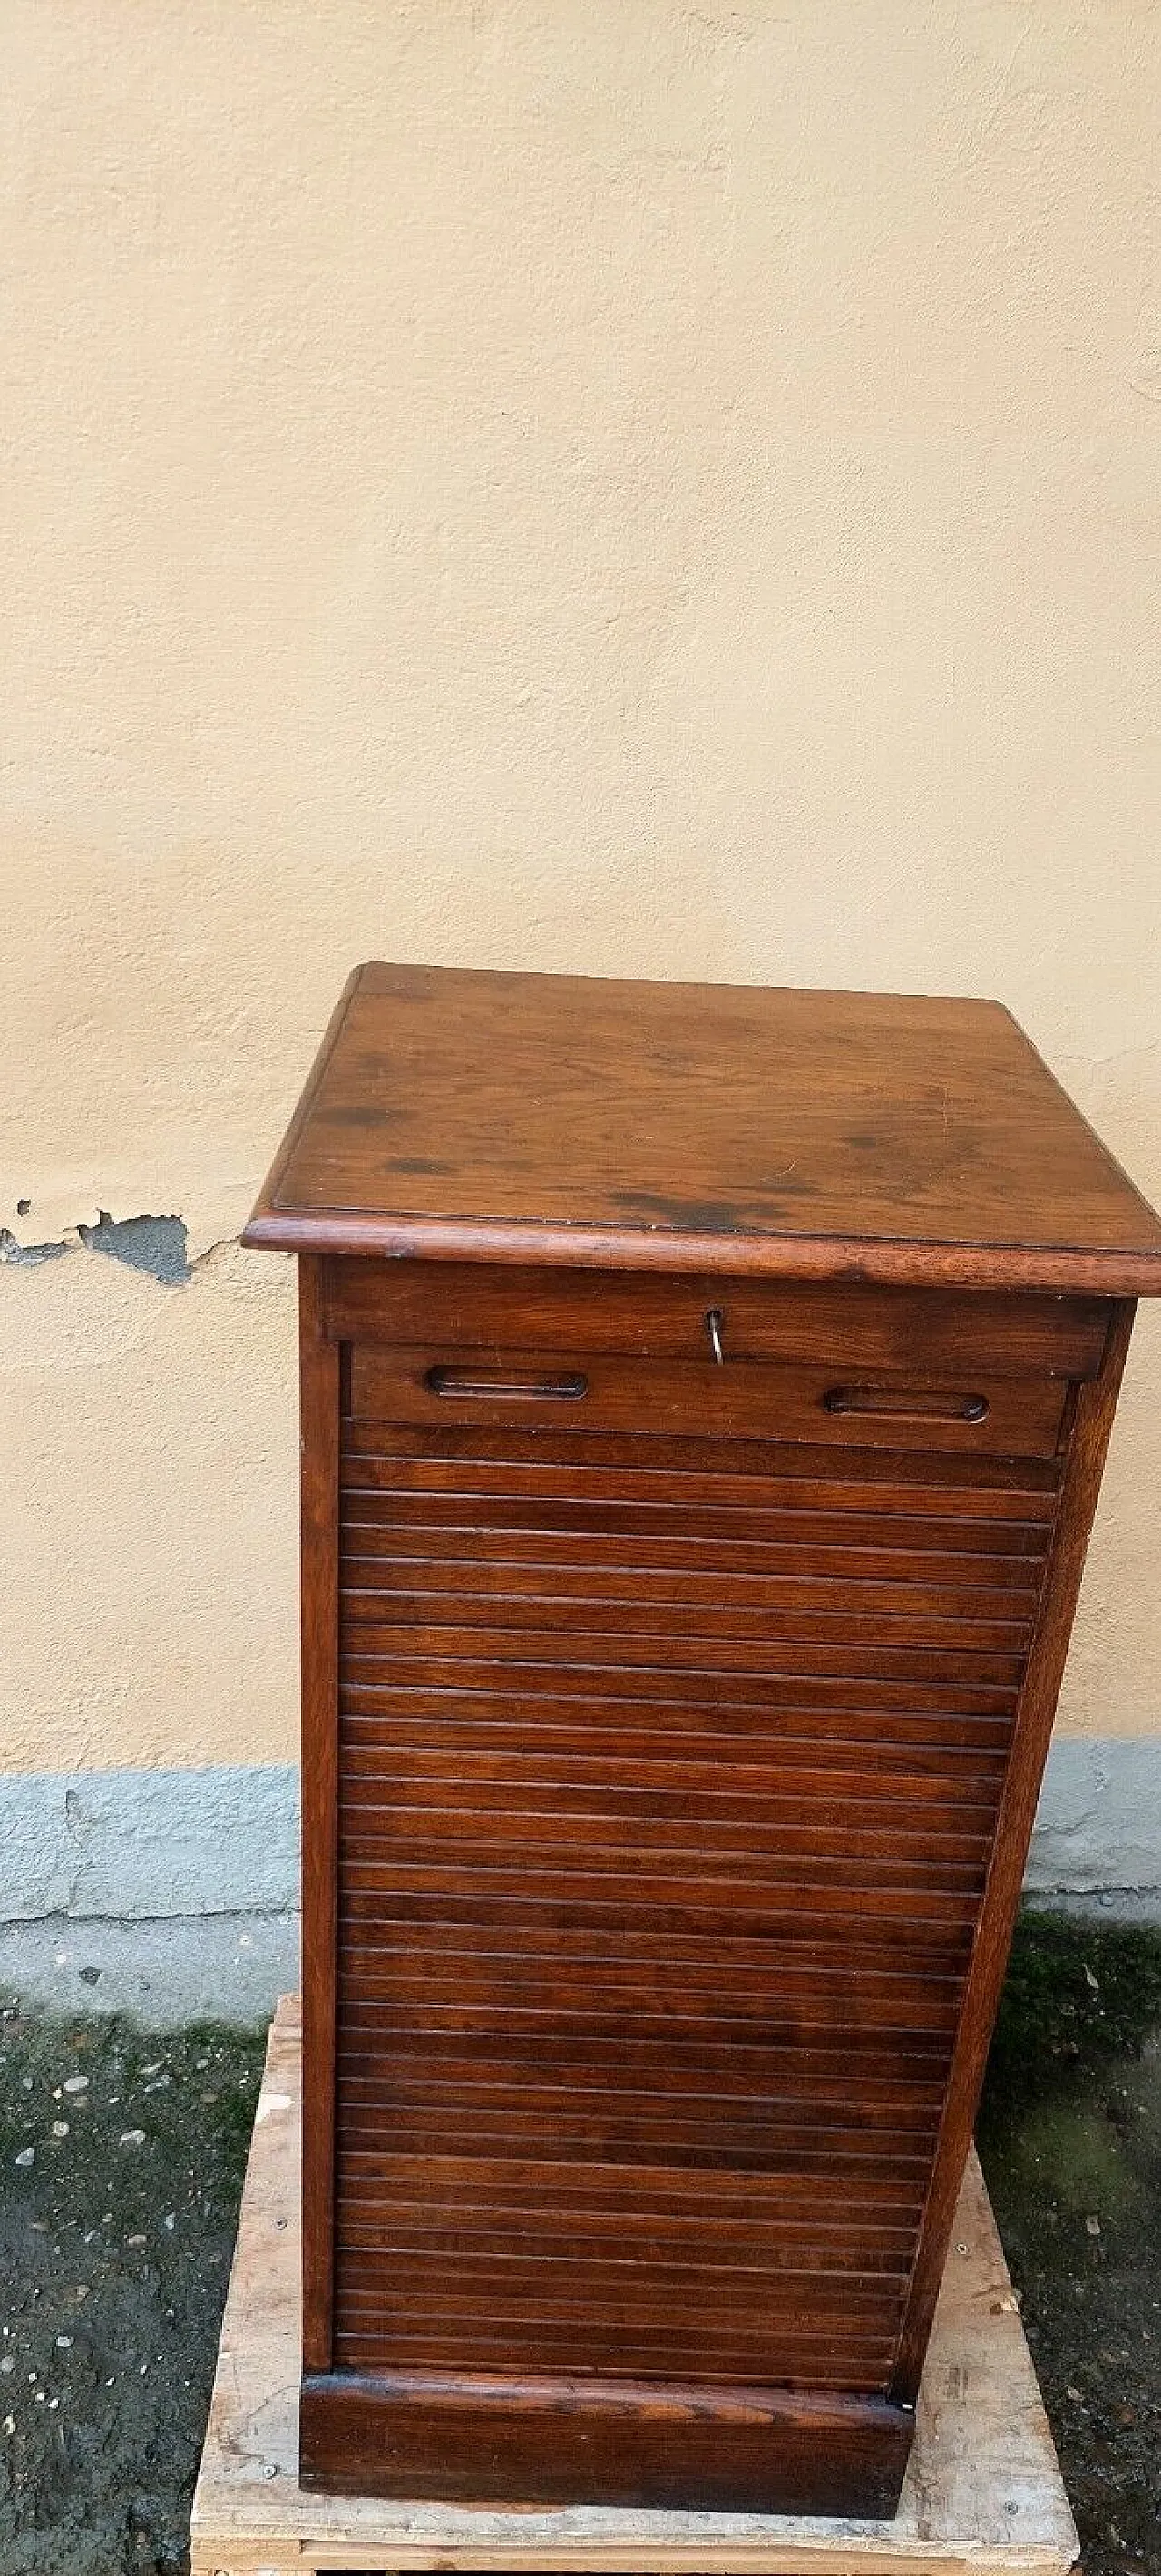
[299,2366,913,2515]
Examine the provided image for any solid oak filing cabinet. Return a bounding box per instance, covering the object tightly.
[243,963,1161,2519]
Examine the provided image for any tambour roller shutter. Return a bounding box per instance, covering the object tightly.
[331,1414,1059,2394]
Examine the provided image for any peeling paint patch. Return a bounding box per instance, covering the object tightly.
[0,1227,71,1266]
[78,1212,190,1284]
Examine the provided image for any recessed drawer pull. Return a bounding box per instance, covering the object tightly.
[824,1385,990,1424]
[425,1365,589,1401]
[351,1348,1063,1449]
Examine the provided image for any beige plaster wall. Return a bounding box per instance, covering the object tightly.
[2,0,1159,1784]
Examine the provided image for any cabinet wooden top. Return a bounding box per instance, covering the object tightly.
[242,962,1161,1293]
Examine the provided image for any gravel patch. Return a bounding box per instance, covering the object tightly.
[0,2010,259,2574]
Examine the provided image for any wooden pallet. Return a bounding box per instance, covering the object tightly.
[190,1998,1078,2576]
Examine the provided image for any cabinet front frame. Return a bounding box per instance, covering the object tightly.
[297,1250,1134,2493]
[300,1257,340,2371]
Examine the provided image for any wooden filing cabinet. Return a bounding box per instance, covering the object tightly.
[243,963,1161,2518]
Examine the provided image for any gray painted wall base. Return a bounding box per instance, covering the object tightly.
[0,1762,301,2023]
[0,1909,298,2026]
[0,1762,299,1922]
[1025,1888,1161,1925]
[1024,1739,1161,1903]
[0,1741,1157,2021]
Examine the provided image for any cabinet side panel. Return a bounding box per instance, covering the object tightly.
[299,1255,340,2369]
[891,1299,1137,2401]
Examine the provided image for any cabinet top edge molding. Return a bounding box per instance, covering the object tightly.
[242,961,1161,1294]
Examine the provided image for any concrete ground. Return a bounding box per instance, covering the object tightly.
[0,1912,1158,2576]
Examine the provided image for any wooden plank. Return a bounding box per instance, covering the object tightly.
[338,1427,1065,1507]
[339,1521,1050,1586]
[190,1997,1078,2576]
[338,1686,1018,1745]
[320,1260,1112,1381]
[338,1666,1023,1721]
[337,1739,1007,1812]
[346,1345,1068,1457]
[339,1570,1039,1641]
[239,964,1161,1294]
[337,1625,1029,1684]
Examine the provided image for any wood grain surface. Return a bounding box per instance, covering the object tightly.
[346,1343,1069,1455]
[321,1262,1114,1379]
[242,964,1161,1291]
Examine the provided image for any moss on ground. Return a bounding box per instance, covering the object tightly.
[0,1912,1157,2575]
[984,1913,1161,2105]
[978,1912,1161,2576]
